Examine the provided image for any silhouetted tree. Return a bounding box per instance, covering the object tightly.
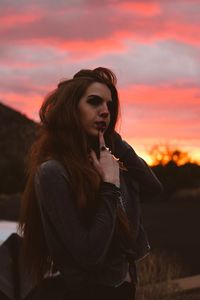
[149,144,191,166]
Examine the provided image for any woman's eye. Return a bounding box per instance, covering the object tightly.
[87,97,102,106]
[87,97,113,111]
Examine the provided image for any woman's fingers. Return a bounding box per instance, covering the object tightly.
[90,150,104,177]
[99,131,108,152]
[90,133,120,186]
[90,150,99,165]
[99,131,105,147]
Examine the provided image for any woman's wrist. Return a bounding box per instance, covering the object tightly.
[103,180,120,189]
[100,182,121,199]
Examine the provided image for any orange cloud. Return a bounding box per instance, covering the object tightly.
[155,21,200,46]
[1,14,40,28]
[1,2,200,52]
[0,0,199,165]
[117,84,200,163]
[116,1,161,16]
[0,92,42,120]
[119,84,200,106]
[58,36,128,59]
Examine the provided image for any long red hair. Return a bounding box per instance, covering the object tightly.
[18,67,131,283]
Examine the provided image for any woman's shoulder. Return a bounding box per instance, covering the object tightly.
[39,159,63,169]
[37,159,68,178]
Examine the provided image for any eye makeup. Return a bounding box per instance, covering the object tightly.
[87,95,112,110]
[87,95,102,106]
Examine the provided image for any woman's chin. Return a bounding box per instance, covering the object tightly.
[86,128,99,138]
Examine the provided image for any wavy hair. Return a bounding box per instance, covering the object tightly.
[18,67,131,283]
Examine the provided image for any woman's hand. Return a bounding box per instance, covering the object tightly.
[90,131,120,187]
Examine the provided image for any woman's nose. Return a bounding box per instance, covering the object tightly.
[99,103,109,118]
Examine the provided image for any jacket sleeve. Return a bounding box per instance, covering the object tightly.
[34,160,120,271]
[113,132,163,195]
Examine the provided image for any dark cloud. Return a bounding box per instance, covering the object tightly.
[1,0,200,45]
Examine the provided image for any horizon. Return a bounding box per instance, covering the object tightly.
[0,0,199,164]
[1,99,199,166]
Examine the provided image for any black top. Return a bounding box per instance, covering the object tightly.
[34,139,162,290]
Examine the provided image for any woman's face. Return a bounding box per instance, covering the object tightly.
[78,82,112,138]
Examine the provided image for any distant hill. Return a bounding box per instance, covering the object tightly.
[0,102,37,194]
[0,101,200,197]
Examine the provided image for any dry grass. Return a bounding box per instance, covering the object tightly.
[135,251,182,300]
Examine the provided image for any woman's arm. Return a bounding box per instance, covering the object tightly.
[113,132,163,195]
[35,160,120,272]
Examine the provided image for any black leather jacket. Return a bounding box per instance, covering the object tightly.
[34,138,162,291]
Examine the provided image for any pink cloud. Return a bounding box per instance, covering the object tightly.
[57,35,129,59]
[0,93,41,120]
[119,85,200,106]
[0,0,199,163]
[118,84,200,146]
[1,14,40,28]
[1,1,200,47]
[116,1,161,16]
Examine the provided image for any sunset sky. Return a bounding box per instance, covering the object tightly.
[1,0,200,164]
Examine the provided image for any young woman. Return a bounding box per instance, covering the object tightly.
[19,67,162,300]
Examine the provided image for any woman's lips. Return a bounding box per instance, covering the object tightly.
[94,122,107,131]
